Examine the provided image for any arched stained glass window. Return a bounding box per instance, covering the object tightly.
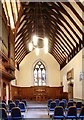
[34,61,46,86]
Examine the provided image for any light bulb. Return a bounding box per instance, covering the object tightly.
[44,37,48,47]
[28,42,33,51]
[33,35,38,46]
[35,48,39,56]
[44,46,48,54]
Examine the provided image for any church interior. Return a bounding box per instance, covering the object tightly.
[0,0,84,119]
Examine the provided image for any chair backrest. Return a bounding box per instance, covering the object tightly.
[62,99,67,104]
[0,108,8,120]
[48,99,52,107]
[2,100,6,104]
[67,106,77,116]
[55,99,59,106]
[8,100,12,105]
[54,106,63,116]
[22,100,27,106]
[15,100,19,106]
[11,107,22,118]
[18,102,25,109]
[0,103,7,110]
[9,102,16,110]
[76,102,82,108]
[67,101,73,108]
[50,101,56,108]
[80,106,84,116]
[69,99,73,102]
[59,101,65,109]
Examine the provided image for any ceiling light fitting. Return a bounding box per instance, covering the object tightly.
[28,35,48,56]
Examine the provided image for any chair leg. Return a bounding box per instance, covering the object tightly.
[48,109,49,115]
[52,118,54,120]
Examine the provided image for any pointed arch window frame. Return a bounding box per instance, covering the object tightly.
[33,61,46,86]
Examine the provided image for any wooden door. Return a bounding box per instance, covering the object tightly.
[68,83,73,99]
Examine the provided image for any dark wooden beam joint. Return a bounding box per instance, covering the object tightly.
[60,59,66,70]
[79,40,83,50]
[83,35,84,47]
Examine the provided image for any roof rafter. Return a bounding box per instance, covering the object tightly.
[57,2,83,35]
[62,2,84,25]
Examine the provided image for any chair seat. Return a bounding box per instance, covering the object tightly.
[49,108,54,111]
[77,113,84,118]
[8,110,12,112]
[77,108,81,110]
[6,109,10,113]
[65,108,68,111]
[11,115,24,119]
[49,111,54,116]
[79,116,84,118]
[1,117,8,120]
[53,115,64,119]
[65,115,77,119]
[11,117,22,119]
[7,115,11,120]
[20,109,25,112]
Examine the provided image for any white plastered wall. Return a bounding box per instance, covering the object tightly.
[82,48,84,100]
[61,48,84,100]
[15,49,61,87]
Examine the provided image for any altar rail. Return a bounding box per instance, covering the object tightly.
[11,86,68,101]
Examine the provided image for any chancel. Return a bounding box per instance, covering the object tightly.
[0,1,84,119]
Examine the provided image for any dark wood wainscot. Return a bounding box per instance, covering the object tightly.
[11,86,68,101]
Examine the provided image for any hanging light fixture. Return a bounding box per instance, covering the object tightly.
[33,35,38,46]
[28,35,48,55]
[44,37,48,46]
[35,47,39,56]
[44,46,48,54]
[28,42,33,51]
[44,37,48,54]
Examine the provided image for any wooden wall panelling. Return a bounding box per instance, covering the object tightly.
[9,29,15,67]
[0,79,3,100]
[2,79,11,101]
[0,7,15,102]
[2,19,9,57]
[11,86,68,101]
[11,85,18,100]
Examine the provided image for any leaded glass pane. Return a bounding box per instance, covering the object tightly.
[34,61,46,86]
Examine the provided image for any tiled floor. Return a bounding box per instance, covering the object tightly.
[23,109,49,118]
[22,101,82,120]
[22,101,50,118]
[27,101,48,109]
